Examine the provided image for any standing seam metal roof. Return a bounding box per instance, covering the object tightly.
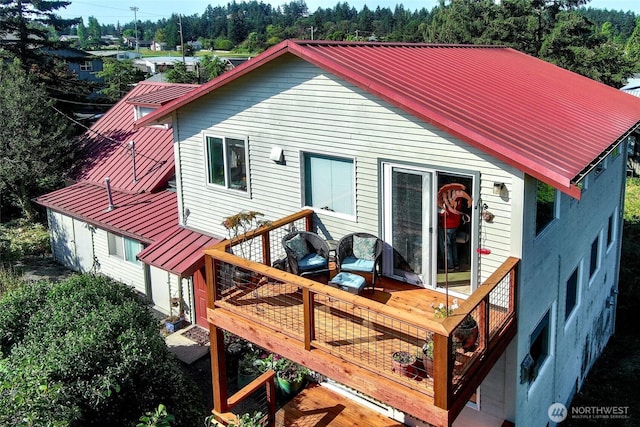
[76,82,198,194]
[35,82,221,276]
[136,40,640,199]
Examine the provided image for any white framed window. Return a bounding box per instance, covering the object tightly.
[302,152,355,216]
[205,135,248,192]
[107,232,140,264]
[79,60,93,71]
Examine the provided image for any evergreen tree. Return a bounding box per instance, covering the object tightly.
[165,62,198,84]
[95,58,146,102]
[0,60,79,221]
[0,0,79,66]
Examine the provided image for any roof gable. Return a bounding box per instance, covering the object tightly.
[76,81,199,194]
[136,40,640,198]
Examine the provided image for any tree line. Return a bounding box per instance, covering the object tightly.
[1,0,640,221]
[64,0,640,87]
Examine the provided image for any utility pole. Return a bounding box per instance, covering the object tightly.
[130,6,139,55]
[308,26,316,40]
[178,14,185,65]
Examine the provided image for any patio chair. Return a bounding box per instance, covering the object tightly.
[336,232,383,288]
[282,231,331,280]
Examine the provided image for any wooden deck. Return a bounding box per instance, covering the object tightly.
[205,210,518,426]
[215,276,473,395]
[276,383,404,427]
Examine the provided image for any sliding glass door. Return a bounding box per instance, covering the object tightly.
[383,164,433,286]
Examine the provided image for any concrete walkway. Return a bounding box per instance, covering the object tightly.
[165,324,210,364]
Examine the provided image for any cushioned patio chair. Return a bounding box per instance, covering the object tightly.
[336,232,383,288]
[282,231,331,280]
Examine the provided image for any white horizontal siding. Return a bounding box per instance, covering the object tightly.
[47,210,77,271]
[93,228,146,294]
[175,55,519,282]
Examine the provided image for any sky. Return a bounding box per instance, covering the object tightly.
[56,0,640,26]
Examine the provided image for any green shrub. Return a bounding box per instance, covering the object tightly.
[0,266,24,297]
[625,178,640,221]
[0,275,204,426]
[213,38,234,50]
[0,219,50,263]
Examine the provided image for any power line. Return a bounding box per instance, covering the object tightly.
[50,104,168,166]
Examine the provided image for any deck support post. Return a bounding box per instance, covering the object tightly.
[433,332,452,410]
[210,326,229,414]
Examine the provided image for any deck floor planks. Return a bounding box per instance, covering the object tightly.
[275,383,405,427]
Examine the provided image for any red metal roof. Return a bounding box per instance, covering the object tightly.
[76,81,198,194]
[127,85,199,107]
[136,40,640,199]
[36,81,220,279]
[35,182,221,275]
[35,183,179,244]
[137,227,220,277]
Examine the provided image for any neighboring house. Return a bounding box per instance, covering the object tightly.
[151,41,168,51]
[87,50,142,61]
[123,37,151,49]
[187,40,203,51]
[35,81,219,328]
[133,56,200,74]
[135,41,640,426]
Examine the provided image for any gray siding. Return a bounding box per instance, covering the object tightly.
[174,55,520,284]
[515,147,625,425]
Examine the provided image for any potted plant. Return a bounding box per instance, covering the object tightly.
[391,350,416,378]
[222,211,271,262]
[230,412,265,427]
[421,340,434,379]
[274,357,309,395]
[454,314,479,351]
[237,352,262,389]
[164,296,184,333]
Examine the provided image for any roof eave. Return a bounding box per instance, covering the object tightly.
[34,199,154,245]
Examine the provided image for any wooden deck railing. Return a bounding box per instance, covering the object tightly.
[211,370,277,426]
[204,210,518,425]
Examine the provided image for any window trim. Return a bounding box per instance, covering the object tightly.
[564,265,580,325]
[589,233,600,284]
[301,151,356,220]
[79,60,93,71]
[606,212,616,252]
[107,232,141,265]
[204,134,250,194]
[534,180,558,237]
[528,308,552,386]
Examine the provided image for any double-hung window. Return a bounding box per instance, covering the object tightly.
[303,153,354,216]
[108,232,140,264]
[205,136,248,192]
